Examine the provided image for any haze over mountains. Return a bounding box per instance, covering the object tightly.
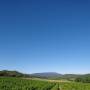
[0,70,90,80]
[31,72,84,79]
[31,72,62,78]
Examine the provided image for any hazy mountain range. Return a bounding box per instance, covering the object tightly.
[31,72,62,78]
[0,70,90,80]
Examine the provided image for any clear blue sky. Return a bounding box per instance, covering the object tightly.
[0,0,90,74]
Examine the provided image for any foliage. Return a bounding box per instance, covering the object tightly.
[0,77,90,90]
[75,74,90,83]
[0,70,24,77]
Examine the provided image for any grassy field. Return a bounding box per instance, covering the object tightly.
[0,77,90,90]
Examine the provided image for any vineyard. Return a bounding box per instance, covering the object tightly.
[0,77,90,90]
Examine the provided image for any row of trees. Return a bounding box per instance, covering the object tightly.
[75,74,90,83]
[0,70,23,77]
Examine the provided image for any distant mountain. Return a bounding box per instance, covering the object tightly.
[31,73,90,81]
[0,70,90,83]
[31,72,62,78]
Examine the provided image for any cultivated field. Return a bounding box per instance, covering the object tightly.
[0,77,90,90]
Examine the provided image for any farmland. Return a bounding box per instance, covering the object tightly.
[0,77,90,90]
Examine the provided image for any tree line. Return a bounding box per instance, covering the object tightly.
[75,74,90,83]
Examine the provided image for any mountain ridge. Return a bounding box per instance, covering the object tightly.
[31,72,62,78]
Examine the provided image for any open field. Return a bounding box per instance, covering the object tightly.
[24,77,70,83]
[0,77,90,90]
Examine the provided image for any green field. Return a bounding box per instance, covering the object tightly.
[0,77,90,90]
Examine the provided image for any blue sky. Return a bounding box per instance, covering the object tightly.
[0,0,90,74]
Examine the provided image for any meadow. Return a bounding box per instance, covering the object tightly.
[0,77,90,90]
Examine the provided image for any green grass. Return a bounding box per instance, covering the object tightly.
[0,77,90,90]
[59,82,90,90]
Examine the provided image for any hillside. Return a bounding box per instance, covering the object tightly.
[0,70,23,77]
[31,72,62,78]
[0,70,90,83]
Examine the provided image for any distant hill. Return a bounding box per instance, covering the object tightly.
[75,74,90,83]
[0,70,30,77]
[0,70,90,83]
[31,72,62,78]
[31,72,90,82]
[0,70,23,77]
